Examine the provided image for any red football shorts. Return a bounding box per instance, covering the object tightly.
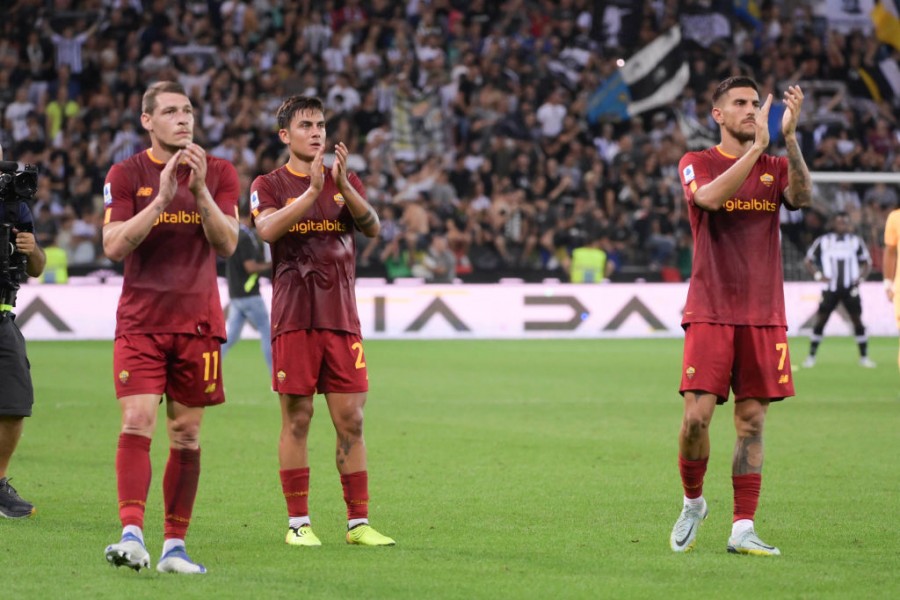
[113,333,225,406]
[272,330,369,396]
[680,323,794,403]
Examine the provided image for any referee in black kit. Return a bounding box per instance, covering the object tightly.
[801,211,875,368]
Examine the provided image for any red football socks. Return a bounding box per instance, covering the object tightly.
[280,467,310,517]
[163,447,201,539]
[679,456,708,499]
[732,473,761,522]
[116,433,151,528]
[340,471,369,520]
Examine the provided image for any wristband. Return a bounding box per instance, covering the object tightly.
[884,279,893,291]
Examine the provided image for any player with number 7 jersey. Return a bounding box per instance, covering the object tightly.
[670,76,812,558]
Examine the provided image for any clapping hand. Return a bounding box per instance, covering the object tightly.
[754,93,773,150]
[310,145,325,193]
[332,142,350,189]
[781,85,804,138]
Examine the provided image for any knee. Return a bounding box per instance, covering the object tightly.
[169,417,201,448]
[121,407,155,436]
[336,408,364,439]
[285,404,314,439]
[736,413,765,438]
[681,412,711,441]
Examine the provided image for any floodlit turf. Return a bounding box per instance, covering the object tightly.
[3,337,898,599]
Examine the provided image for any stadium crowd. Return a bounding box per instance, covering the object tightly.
[1,0,898,283]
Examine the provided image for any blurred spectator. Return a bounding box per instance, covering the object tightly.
[4,87,33,144]
[139,40,172,81]
[32,204,58,248]
[43,16,100,76]
[412,233,457,283]
[44,85,79,145]
[864,182,899,209]
[326,72,362,115]
[536,88,567,138]
[38,235,68,284]
[566,235,614,284]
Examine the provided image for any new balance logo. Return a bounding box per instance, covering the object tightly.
[204,383,217,393]
[778,374,790,384]
[137,187,153,197]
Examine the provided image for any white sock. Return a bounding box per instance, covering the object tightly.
[123,525,143,543]
[348,518,369,530]
[289,516,311,529]
[162,538,185,556]
[683,495,705,510]
[731,519,753,538]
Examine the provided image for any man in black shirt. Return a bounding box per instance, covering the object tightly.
[222,206,272,374]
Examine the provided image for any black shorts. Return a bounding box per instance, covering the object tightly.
[0,314,34,417]
[818,288,862,318]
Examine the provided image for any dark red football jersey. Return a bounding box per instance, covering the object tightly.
[679,146,791,327]
[104,150,239,339]
[250,165,363,337]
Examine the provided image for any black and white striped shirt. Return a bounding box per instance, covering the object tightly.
[49,31,90,74]
[806,232,871,291]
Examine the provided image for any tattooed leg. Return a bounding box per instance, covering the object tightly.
[733,398,769,475]
[326,392,367,474]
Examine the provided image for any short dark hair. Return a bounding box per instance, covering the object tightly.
[712,76,759,105]
[834,211,850,220]
[142,81,189,114]
[276,96,325,130]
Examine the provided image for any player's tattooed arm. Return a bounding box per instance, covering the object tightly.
[103,198,171,261]
[125,203,167,248]
[192,182,238,257]
[783,137,812,209]
[732,434,764,475]
[352,207,380,234]
[780,85,811,209]
[343,197,380,238]
[104,153,183,261]
[332,145,381,237]
[338,181,380,238]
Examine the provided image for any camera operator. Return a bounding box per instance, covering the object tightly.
[0,143,46,519]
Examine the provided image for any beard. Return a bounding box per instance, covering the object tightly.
[724,122,756,144]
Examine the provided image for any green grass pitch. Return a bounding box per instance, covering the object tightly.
[2,337,899,599]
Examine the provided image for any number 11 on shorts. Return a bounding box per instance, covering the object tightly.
[202,350,219,381]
